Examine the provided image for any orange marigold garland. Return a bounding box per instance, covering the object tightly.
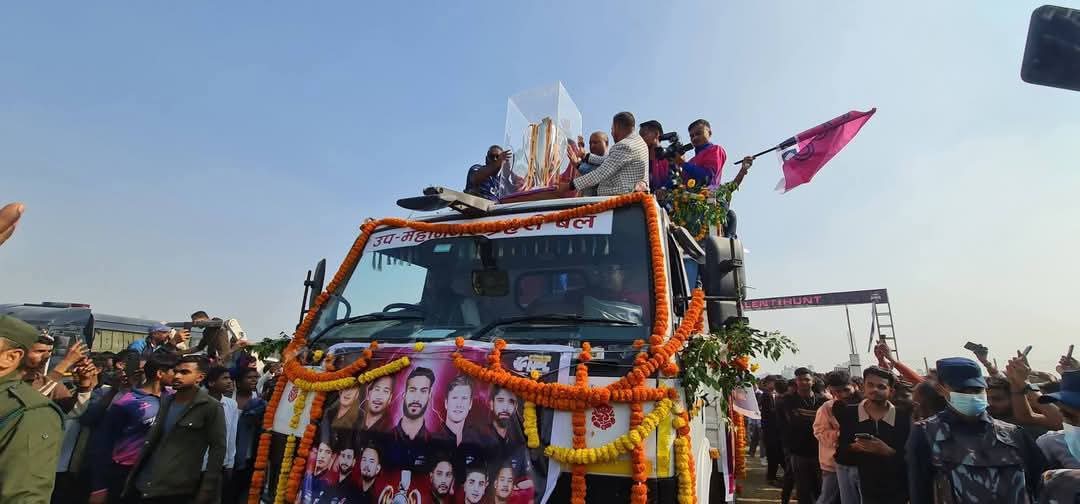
[254,193,707,503]
[449,289,704,411]
[571,343,591,504]
[731,409,748,481]
[630,350,649,504]
[249,376,289,504]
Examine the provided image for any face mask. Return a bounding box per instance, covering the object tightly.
[948,391,988,416]
[1064,423,1080,461]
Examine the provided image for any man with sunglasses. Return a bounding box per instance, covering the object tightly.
[465,145,513,201]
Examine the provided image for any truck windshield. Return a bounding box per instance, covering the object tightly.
[315,205,654,344]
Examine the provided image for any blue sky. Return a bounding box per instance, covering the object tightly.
[2,2,1077,373]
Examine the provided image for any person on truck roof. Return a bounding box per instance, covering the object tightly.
[559,131,609,197]
[561,111,649,196]
[466,145,513,201]
[127,323,173,355]
[640,120,672,191]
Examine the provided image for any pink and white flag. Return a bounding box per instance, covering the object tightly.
[775,108,876,192]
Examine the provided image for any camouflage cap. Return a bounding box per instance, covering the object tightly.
[0,315,39,350]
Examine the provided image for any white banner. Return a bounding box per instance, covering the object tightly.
[368,210,613,252]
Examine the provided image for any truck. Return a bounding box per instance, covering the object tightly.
[0,302,163,364]
[258,187,748,504]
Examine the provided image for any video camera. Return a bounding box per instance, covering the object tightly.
[657,131,694,161]
[166,319,225,330]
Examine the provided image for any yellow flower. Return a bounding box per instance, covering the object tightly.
[750,362,760,372]
[524,401,540,448]
[312,349,324,362]
[686,178,697,188]
[413,342,425,352]
[544,399,673,464]
[273,435,297,504]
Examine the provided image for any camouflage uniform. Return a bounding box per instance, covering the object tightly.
[1038,469,1079,504]
[907,408,1046,504]
[0,316,65,504]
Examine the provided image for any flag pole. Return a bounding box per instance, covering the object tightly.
[731,137,797,168]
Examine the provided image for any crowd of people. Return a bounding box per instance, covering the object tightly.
[751,341,1079,504]
[463,111,754,234]
[0,313,283,504]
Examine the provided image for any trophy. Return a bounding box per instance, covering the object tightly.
[499,82,582,198]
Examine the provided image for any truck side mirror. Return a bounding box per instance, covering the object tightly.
[307,259,326,309]
[700,236,746,331]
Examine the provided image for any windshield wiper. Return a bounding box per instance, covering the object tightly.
[469,314,636,341]
[309,312,424,345]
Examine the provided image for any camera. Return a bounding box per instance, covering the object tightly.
[657,131,694,161]
[167,319,225,329]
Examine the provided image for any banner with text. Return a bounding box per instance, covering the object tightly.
[367,211,613,252]
[744,289,889,311]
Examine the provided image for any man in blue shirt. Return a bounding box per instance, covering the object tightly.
[465,145,511,201]
[127,323,174,356]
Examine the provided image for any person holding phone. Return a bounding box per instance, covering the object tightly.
[1005,349,1066,432]
[1032,369,1080,471]
[834,366,912,504]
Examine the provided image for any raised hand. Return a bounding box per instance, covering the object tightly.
[566,141,584,165]
[1005,351,1031,387]
[0,202,24,247]
[1058,352,1078,374]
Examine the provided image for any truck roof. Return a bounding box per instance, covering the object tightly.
[405,196,635,223]
[0,303,160,332]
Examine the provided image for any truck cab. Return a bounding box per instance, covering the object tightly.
[261,188,746,504]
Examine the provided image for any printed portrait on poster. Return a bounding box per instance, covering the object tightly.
[297,341,570,504]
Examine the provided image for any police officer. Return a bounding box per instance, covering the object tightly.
[907,357,1046,504]
[0,315,64,503]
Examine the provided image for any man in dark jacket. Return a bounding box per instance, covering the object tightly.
[835,366,912,504]
[758,375,784,485]
[126,355,226,504]
[907,357,1045,504]
[777,367,827,504]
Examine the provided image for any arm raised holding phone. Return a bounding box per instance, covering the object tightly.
[1005,348,1064,430]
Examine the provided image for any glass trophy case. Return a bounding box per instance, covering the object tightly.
[499,82,583,197]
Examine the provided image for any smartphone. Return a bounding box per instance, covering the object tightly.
[854,433,874,440]
[1023,345,1033,357]
[124,352,142,382]
[964,341,988,356]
